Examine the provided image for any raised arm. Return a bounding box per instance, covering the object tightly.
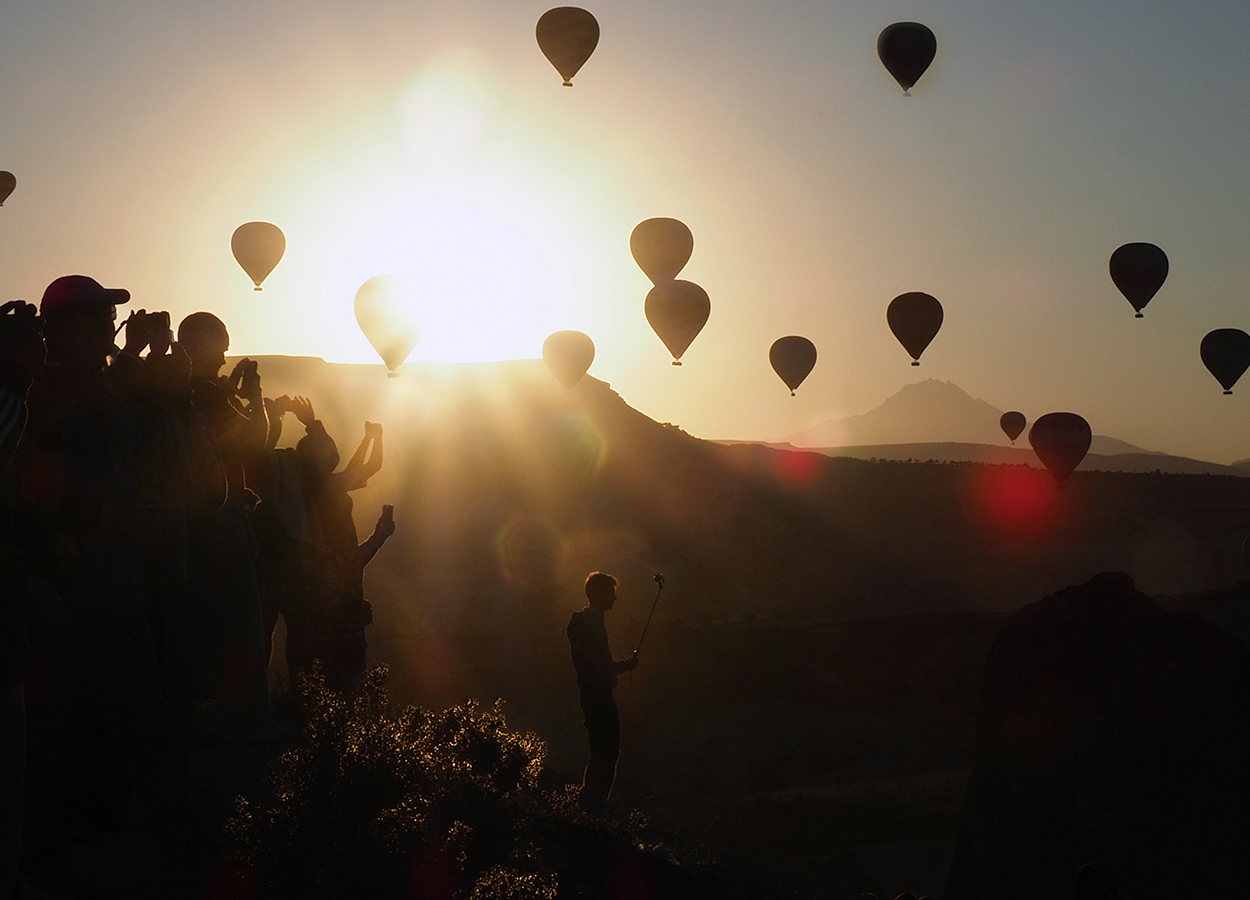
[360,422,383,480]
[343,432,370,473]
[234,358,270,454]
[263,395,290,450]
[357,504,394,567]
[333,422,384,492]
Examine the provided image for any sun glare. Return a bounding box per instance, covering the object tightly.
[249,49,627,368]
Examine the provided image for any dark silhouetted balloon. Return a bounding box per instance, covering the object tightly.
[0,171,14,206]
[887,292,943,365]
[1109,242,1168,318]
[231,222,285,291]
[645,280,710,366]
[630,218,693,284]
[542,330,595,389]
[355,275,423,376]
[1029,412,1091,487]
[1000,411,1026,444]
[536,8,599,86]
[878,23,937,95]
[770,336,817,395]
[1200,328,1250,394]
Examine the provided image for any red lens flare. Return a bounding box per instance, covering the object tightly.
[968,465,1058,534]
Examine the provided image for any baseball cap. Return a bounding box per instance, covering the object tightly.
[40,275,130,317]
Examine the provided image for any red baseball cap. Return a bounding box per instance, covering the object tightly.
[40,275,130,317]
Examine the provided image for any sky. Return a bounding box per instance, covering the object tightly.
[5,1,1250,461]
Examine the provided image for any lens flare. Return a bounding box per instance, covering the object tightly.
[968,465,1057,534]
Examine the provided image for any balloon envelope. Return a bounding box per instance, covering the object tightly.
[1029,412,1091,486]
[1109,242,1168,317]
[1200,328,1250,394]
[887,292,943,364]
[769,336,817,395]
[354,275,423,375]
[645,280,710,365]
[536,7,599,86]
[542,330,595,389]
[0,171,14,206]
[1000,411,1026,443]
[231,222,285,290]
[631,218,693,284]
[878,22,937,94]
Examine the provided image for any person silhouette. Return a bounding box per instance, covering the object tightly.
[252,398,392,694]
[566,572,638,807]
[20,277,197,893]
[0,300,44,900]
[174,312,275,737]
[298,412,393,693]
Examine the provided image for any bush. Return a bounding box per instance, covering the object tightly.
[227,665,663,900]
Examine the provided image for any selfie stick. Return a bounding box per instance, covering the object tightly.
[634,573,665,655]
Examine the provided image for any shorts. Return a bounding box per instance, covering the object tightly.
[579,688,620,756]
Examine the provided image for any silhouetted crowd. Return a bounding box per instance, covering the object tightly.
[0,276,394,898]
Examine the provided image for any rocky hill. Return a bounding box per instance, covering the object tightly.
[244,357,1250,634]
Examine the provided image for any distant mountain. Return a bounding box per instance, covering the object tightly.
[787,379,1157,457]
[790,380,1005,447]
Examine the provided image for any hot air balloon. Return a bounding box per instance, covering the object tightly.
[878,22,936,95]
[770,336,817,396]
[231,222,285,291]
[542,330,595,389]
[645,280,710,366]
[1029,412,1091,487]
[0,171,15,206]
[1200,328,1250,394]
[354,275,423,377]
[1000,411,1026,444]
[536,7,599,86]
[630,218,693,284]
[1109,242,1168,318]
[887,292,943,365]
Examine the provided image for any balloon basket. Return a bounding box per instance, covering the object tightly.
[387,371,400,379]
[1225,390,1233,395]
[1135,312,1143,318]
[253,286,262,291]
[911,360,920,366]
[790,391,796,397]
[563,80,572,87]
[903,90,912,97]
[671,360,682,366]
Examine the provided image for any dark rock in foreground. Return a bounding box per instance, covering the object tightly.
[946,572,1250,900]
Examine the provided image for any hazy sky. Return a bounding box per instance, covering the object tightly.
[5,2,1250,461]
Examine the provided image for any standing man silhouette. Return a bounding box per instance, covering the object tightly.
[566,571,638,807]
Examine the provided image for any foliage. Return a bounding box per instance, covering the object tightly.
[227,665,660,899]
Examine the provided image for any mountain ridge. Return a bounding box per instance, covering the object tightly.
[787,378,1159,457]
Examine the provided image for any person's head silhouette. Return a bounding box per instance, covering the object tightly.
[39,275,129,371]
[297,429,339,477]
[177,311,230,380]
[585,571,617,611]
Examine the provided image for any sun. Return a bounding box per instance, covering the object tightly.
[345,188,556,364]
[243,49,628,369]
